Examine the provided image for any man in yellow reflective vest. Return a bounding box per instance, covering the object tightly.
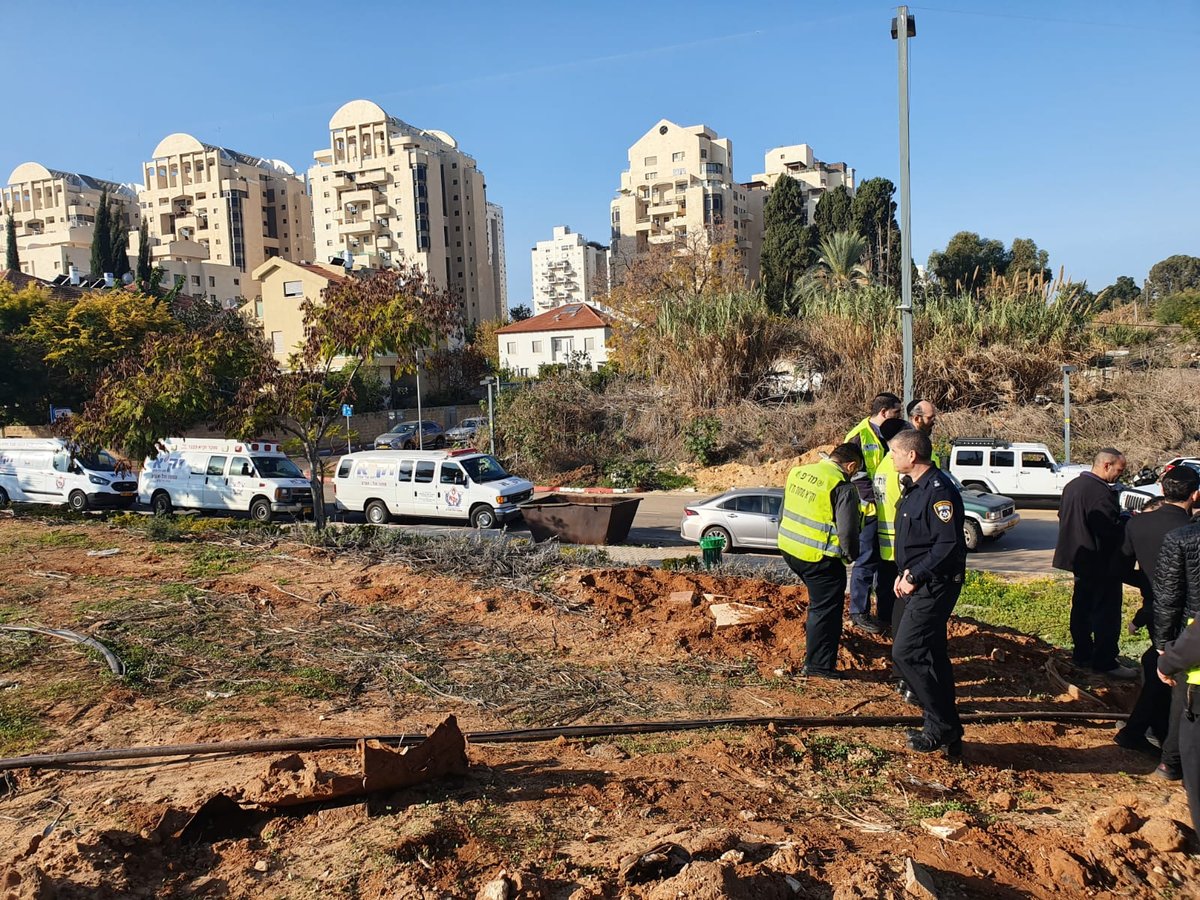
[845,393,903,634]
[778,443,865,679]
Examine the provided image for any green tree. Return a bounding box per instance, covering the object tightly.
[1007,237,1050,282]
[0,279,56,424]
[89,189,112,278]
[135,219,152,288]
[812,184,852,238]
[4,213,18,272]
[811,230,870,290]
[849,177,900,288]
[509,303,533,321]
[927,231,1010,295]
[109,208,130,281]
[760,175,818,312]
[1146,255,1200,303]
[26,289,180,389]
[1094,275,1141,311]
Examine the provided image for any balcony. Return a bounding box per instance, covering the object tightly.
[342,188,380,207]
[331,174,355,190]
[356,168,387,186]
[339,218,379,236]
[376,234,393,249]
[648,232,676,245]
[373,202,394,215]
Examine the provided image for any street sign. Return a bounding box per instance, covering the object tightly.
[341,404,353,418]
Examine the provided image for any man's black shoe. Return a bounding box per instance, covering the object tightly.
[800,666,843,680]
[1113,728,1160,757]
[1153,762,1183,781]
[850,614,884,635]
[906,730,963,758]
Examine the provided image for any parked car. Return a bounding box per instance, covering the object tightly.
[444,417,487,445]
[948,438,1087,500]
[1118,458,1200,512]
[373,420,445,450]
[0,438,137,512]
[679,478,1019,554]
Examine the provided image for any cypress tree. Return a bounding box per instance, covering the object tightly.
[4,213,18,271]
[110,206,130,280]
[759,176,817,313]
[136,218,152,288]
[90,188,112,278]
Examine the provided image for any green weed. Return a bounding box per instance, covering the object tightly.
[0,699,52,755]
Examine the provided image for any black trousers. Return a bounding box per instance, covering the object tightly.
[892,577,963,741]
[1182,687,1199,834]
[1069,572,1122,672]
[877,559,898,634]
[783,552,847,673]
[1162,678,1187,771]
[1122,647,1172,744]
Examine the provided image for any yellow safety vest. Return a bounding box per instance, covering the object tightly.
[845,418,886,477]
[1189,618,1200,686]
[778,459,847,562]
[873,453,903,562]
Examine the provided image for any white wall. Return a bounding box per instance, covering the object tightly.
[498,325,610,375]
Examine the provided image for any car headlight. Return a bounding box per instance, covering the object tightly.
[275,488,291,501]
[88,475,110,486]
[986,510,1002,520]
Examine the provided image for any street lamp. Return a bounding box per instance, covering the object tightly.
[892,5,916,410]
[414,349,425,450]
[479,375,499,455]
[1062,365,1077,464]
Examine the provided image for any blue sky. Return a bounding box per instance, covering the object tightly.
[7,0,1197,307]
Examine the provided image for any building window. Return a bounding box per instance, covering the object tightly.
[700,149,707,159]
[644,156,657,166]
[531,340,543,353]
[506,342,516,354]
[283,280,303,298]
[672,151,685,161]
[644,172,657,181]
[208,276,216,287]
[191,275,201,286]
[254,300,263,318]
[584,337,595,351]
[233,278,239,285]
[271,331,284,353]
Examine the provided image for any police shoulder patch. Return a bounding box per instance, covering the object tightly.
[933,500,953,523]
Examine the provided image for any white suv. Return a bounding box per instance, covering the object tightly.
[949,438,1088,500]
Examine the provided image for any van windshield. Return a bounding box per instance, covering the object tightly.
[252,456,304,478]
[460,455,510,483]
[77,450,119,472]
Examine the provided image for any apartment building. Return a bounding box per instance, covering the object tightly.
[531,226,609,314]
[485,202,508,315]
[609,119,759,281]
[131,132,313,307]
[1,162,140,281]
[745,144,856,224]
[308,99,502,326]
[496,303,611,375]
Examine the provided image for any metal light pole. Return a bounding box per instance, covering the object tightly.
[892,6,916,410]
[1062,365,1077,464]
[415,349,424,450]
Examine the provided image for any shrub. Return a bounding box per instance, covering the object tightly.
[682,415,722,466]
[1154,291,1200,325]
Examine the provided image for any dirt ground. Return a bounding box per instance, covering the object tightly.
[0,516,1197,899]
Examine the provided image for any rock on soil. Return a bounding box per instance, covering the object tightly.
[643,860,792,900]
[1137,817,1190,853]
[904,858,939,900]
[1087,805,1140,839]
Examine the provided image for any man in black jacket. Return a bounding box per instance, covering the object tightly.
[1053,448,1135,678]
[1116,467,1200,761]
[1153,474,1200,783]
[1157,612,1200,831]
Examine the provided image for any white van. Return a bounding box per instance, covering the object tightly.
[334,449,534,529]
[0,438,137,511]
[138,438,314,522]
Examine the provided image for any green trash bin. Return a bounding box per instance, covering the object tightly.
[699,535,724,569]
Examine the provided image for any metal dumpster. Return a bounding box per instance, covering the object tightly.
[519,493,642,545]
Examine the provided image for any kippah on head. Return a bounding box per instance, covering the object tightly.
[828,442,866,467]
[1162,465,1200,501]
[880,418,910,442]
[888,428,932,462]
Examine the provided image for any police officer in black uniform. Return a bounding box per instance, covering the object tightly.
[889,428,968,756]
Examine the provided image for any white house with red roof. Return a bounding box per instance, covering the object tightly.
[495,303,612,376]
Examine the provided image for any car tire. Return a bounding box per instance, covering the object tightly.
[470,505,497,529]
[152,491,173,517]
[433,436,446,449]
[250,498,273,524]
[701,525,733,552]
[964,518,982,552]
[0,486,9,509]
[68,490,89,513]
[365,499,390,525]
[962,481,989,493]
[403,440,416,450]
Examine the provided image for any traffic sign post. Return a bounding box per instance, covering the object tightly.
[341,404,353,455]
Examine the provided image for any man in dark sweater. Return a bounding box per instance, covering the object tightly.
[1157,590,1200,830]
[1053,448,1135,678]
[1116,467,1200,760]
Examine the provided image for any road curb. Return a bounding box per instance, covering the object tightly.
[534,485,637,494]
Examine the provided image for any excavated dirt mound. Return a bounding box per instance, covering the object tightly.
[0,518,1195,899]
[678,446,834,493]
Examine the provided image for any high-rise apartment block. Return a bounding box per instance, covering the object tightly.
[130,133,313,306]
[1,162,140,280]
[485,202,508,315]
[746,144,856,224]
[308,99,502,326]
[609,120,759,277]
[531,226,609,314]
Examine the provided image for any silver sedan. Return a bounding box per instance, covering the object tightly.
[679,487,784,551]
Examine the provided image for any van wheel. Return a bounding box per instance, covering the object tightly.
[68,490,89,513]
[964,519,982,552]
[365,500,390,525]
[470,505,496,529]
[152,491,173,517]
[250,498,273,523]
[0,487,9,509]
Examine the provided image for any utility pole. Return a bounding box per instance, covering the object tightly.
[1062,365,1076,464]
[893,6,916,410]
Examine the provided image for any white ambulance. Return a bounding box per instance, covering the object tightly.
[0,438,138,511]
[333,449,534,528]
[138,438,314,522]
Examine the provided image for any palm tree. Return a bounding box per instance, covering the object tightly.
[813,230,870,290]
